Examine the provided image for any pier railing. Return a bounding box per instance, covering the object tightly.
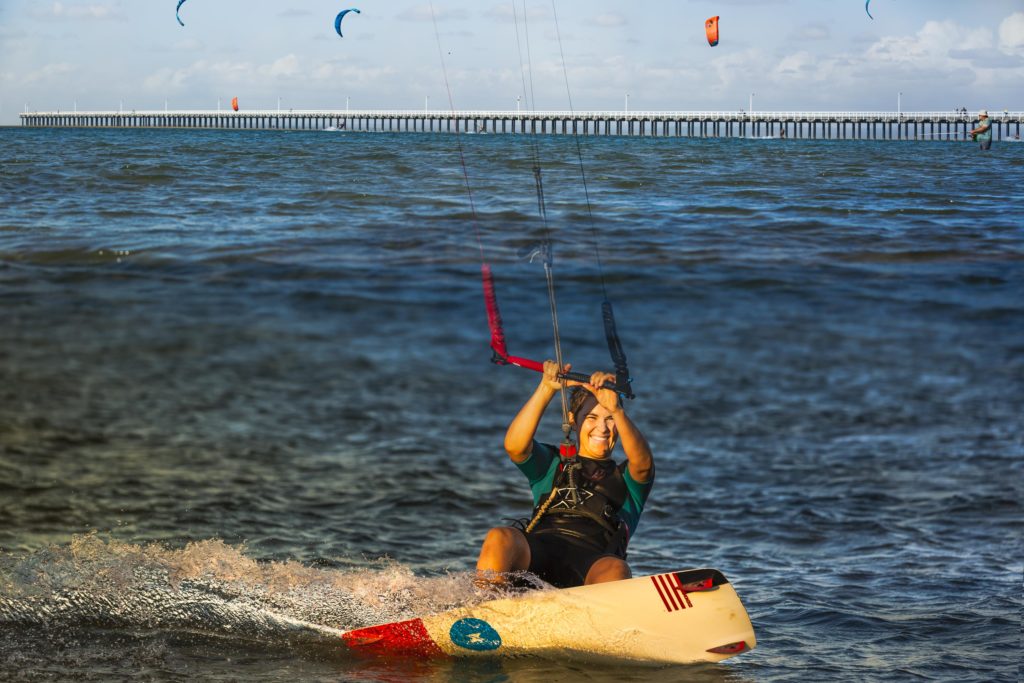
[19,110,1024,141]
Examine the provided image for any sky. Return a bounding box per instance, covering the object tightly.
[1,0,1022,125]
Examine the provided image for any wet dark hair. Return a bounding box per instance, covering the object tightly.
[569,386,590,417]
[569,386,599,431]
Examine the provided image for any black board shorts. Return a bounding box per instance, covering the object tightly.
[518,528,619,589]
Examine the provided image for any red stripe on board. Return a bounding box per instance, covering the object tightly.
[656,574,682,612]
[342,618,448,659]
[669,572,694,609]
[650,575,673,612]
[666,574,687,610]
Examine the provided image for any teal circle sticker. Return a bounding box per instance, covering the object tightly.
[449,617,502,651]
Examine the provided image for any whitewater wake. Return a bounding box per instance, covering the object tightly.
[0,535,486,646]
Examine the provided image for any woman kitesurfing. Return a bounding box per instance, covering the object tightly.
[381,2,753,665]
[475,361,655,588]
[425,0,656,589]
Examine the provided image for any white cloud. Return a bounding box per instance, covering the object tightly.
[173,38,204,52]
[22,62,77,84]
[589,13,627,28]
[278,9,313,19]
[142,65,193,93]
[484,4,548,23]
[142,55,399,96]
[48,2,121,21]
[773,50,817,78]
[398,5,470,23]
[998,12,1024,53]
[766,17,1024,92]
[267,54,300,78]
[949,47,1024,68]
[866,20,991,67]
[790,22,830,42]
[709,48,764,90]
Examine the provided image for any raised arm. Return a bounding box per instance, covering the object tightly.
[504,360,574,463]
[586,371,654,483]
[611,404,654,483]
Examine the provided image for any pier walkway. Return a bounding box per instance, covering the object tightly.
[19,110,1023,141]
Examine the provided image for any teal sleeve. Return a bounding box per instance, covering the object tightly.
[514,441,559,506]
[619,464,655,537]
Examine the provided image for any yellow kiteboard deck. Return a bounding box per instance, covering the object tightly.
[340,568,756,665]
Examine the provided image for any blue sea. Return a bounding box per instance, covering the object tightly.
[1,127,1021,682]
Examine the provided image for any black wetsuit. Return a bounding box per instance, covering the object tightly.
[513,441,654,588]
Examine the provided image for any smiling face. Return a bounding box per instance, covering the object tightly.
[575,402,618,459]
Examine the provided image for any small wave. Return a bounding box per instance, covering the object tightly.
[823,249,1000,264]
[0,247,140,266]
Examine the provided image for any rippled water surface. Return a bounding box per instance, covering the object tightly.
[1,127,1022,682]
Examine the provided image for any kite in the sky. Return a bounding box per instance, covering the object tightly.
[865,0,874,20]
[335,8,361,38]
[176,0,187,27]
[705,16,719,47]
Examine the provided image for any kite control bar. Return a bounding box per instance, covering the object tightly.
[482,264,635,399]
[490,350,635,398]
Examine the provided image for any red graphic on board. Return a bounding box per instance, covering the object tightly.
[342,618,448,658]
[651,573,696,612]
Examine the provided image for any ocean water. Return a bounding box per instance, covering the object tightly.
[0,127,1021,682]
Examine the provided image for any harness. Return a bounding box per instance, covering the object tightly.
[524,456,630,557]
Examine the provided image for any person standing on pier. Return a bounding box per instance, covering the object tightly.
[969,110,992,150]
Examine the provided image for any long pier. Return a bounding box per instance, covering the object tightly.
[19,110,1024,141]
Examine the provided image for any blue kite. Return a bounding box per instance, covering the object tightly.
[176,0,187,27]
[335,8,361,37]
[865,0,874,20]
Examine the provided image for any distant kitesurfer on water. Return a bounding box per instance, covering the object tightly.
[476,360,655,589]
[969,110,993,150]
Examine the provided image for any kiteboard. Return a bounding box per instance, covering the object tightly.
[339,567,755,665]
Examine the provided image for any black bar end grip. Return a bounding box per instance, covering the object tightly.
[558,371,635,400]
